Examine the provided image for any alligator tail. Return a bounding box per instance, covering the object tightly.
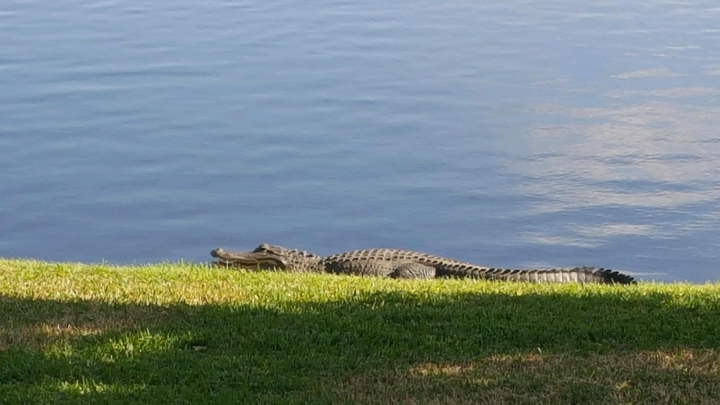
[477,266,636,285]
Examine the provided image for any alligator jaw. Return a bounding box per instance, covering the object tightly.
[210,247,288,269]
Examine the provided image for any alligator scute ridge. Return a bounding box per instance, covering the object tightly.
[210,243,637,285]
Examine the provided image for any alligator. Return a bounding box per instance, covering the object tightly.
[211,243,636,284]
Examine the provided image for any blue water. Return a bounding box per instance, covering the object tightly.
[2,0,720,282]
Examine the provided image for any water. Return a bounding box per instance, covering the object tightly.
[1,0,719,282]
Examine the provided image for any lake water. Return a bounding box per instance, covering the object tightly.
[2,0,719,283]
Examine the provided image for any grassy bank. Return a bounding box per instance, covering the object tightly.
[1,259,719,404]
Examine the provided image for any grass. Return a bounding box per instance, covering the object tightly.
[1,259,719,404]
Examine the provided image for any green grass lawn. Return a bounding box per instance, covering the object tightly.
[1,259,719,404]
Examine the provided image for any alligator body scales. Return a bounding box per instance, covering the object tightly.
[211,243,636,284]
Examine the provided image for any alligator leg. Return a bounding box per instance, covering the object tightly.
[389,263,437,279]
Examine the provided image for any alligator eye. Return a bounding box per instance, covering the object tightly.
[254,243,271,253]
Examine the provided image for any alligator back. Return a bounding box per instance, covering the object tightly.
[321,248,452,277]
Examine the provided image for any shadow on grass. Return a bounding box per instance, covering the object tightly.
[1,289,719,403]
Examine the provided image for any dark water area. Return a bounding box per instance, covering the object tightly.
[1,0,719,282]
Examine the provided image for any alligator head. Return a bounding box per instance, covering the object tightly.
[210,243,323,272]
